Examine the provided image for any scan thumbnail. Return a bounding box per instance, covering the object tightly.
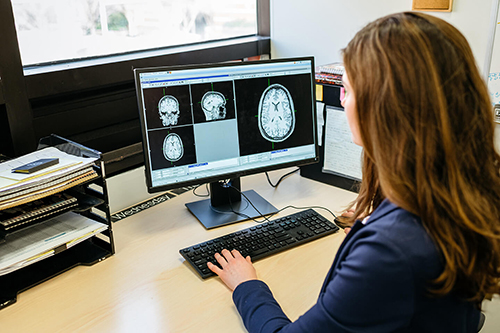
[258,83,296,142]
[234,74,315,156]
[143,85,193,129]
[163,132,184,162]
[190,81,235,124]
[148,126,196,170]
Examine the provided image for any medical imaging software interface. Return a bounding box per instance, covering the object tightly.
[137,59,316,189]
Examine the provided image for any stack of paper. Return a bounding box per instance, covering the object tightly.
[0,147,98,210]
[0,212,108,276]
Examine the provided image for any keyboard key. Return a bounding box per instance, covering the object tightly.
[250,247,269,257]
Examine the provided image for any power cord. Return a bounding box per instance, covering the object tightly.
[192,183,210,197]
[228,184,273,223]
[265,168,300,188]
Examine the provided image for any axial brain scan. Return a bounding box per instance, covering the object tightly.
[163,133,184,162]
[258,83,295,142]
[158,95,180,126]
[201,91,227,121]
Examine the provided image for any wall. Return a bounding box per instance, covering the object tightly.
[270,0,493,70]
[270,1,500,331]
[107,166,163,214]
[270,0,500,150]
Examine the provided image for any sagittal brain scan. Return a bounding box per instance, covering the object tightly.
[201,91,226,121]
[158,95,180,126]
[258,83,295,142]
[163,133,184,162]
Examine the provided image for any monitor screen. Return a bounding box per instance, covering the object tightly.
[134,57,318,228]
[135,57,318,191]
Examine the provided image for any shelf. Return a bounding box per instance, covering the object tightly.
[0,134,114,310]
[67,188,106,213]
[0,238,112,309]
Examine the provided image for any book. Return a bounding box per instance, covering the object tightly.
[318,62,345,75]
[11,158,59,174]
[0,193,78,231]
[315,72,343,86]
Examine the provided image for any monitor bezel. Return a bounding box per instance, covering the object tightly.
[134,56,319,194]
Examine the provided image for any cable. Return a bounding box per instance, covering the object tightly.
[205,179,340,227]
[276,205,338,221]
[227,185,251,220]
[265,168,300,188]
[228,184,274,223]
[194,167,300,201]
[192,183,210,197]
[227,184,339,228]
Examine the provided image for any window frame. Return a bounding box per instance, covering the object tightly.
[0,0,270,157]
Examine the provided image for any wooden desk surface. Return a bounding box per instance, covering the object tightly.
[0,169,357,333]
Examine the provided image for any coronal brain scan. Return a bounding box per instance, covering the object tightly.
[201,91,226,121]
[258,83,295,142]
[163,133,184,162]
[158,95,180,126]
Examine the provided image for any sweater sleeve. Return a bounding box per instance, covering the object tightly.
[232,233,415,333]
[233,280,292,333]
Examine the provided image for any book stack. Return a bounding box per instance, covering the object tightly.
[315,62,345,86]
[0,147,99,235]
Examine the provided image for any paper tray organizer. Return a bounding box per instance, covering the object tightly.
[0,134,115,310]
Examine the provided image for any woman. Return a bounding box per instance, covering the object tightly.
[207,12,500,332]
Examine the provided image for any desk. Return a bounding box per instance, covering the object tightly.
[0,169,357,332]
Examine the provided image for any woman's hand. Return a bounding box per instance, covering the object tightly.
[207,249,258,291]
[341,209,355,235]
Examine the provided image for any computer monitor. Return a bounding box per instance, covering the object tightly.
[134,57,318,229]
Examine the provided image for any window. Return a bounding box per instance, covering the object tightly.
[11,0,257,66]
[1,0,268,160]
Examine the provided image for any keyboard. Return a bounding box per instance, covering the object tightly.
[180,209,339,279]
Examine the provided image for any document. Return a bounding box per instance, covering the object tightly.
[322,106,363,180]
[0,212,107,276]
[0,147,97,198]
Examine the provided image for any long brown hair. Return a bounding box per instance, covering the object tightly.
[343,12,500,302]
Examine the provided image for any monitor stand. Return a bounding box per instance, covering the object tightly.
[185,177,278,229]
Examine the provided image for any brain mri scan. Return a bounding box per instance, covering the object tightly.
[201,91,227,121]
[258,84,295,142]
[163,133,184,162]
[158,95,180,126]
